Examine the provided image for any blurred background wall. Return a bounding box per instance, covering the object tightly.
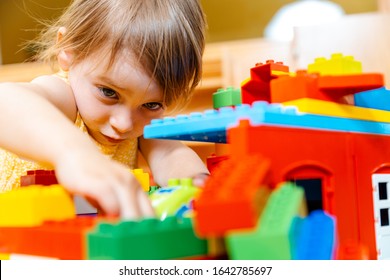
[0,0,379,64]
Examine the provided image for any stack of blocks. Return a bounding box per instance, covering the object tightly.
[3,53,388,259]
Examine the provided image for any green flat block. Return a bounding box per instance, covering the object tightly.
[226,182,305,259]
[87,216,207,260]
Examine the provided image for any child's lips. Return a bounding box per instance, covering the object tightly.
[103,135,125,144]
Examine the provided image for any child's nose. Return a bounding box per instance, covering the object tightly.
[110,108,133,133]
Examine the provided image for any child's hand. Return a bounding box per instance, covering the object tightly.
[53,150,155,219]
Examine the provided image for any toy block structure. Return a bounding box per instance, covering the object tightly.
[0,216,96,259]
[212,87,242,109]
[20,170,58,186]
[194,153,271,237]
[294,210,336,260]
[149,178,201,220]
[225,182,306,260]
[0,185,75,227]
[144,53,390,259]
[241,60,290,104]
[86,216,207,260]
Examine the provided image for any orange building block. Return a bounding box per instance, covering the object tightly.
[271,71,384,104]
[194,153,271,237]
[0,216,96,259]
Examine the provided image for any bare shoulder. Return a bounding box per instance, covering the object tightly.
[31,74,77,121]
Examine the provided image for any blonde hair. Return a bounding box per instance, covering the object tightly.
[34,0,206,108]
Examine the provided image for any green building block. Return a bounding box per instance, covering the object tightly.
[226,182,306,260]
[307,53,362,75]
[212,87,242,109]
[87,216,207,260]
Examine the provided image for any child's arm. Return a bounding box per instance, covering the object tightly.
[0,76,154,219]
[139,136,210,187]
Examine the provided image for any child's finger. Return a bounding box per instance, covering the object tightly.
[136,187,156,218]
[113,180,142,220]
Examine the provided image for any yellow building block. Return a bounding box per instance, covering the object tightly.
[0,253,10,260]
[308,53,362,75]
[131,169,150,191]
[0,185,75,227]
[283,98,390,124]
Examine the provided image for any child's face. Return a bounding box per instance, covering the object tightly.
[67,51,164,146]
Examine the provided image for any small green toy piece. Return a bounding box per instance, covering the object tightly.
[149,178,201,220]
[212,87,242,109]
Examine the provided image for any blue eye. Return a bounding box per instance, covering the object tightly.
[99,87,118,99]
[143,102,163,111]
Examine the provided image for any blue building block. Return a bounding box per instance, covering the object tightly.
[354,87,390,111]
[144,100,390,143]
[294,210,336,260]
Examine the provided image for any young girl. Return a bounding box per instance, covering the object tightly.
[0,0,209,219]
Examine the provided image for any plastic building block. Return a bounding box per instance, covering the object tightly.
[0,216,96,259]
[212,87,242,109]
[87,216,207,260]
[0,185,75,227]
[271,70,383,104]
[283,98,390,123]
[241,60,290,104]
[294,210,336,260]
[130,168,150,191]
[226,182,306,260]
[307,53,362,75]
[20,170,58,186]
[149,178,201,220]
[194,154,271,237]
[354,87,390,111]
[145,100,390,144]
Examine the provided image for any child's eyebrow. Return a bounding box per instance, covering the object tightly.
[97,76,127,91]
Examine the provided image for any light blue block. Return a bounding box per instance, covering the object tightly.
[354,87,390,111]
[144,101,390,143]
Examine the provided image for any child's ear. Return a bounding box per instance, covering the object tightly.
[56,27,74,71]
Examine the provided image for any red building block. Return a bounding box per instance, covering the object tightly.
[227,119,360,255]
[194,153,271,237]
[241,60,289,104]
[20,170,58,186]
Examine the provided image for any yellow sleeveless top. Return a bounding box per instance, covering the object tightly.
[0,73,138,192]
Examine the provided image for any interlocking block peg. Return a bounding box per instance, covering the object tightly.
[226,182,306,259]
[212,87,242,109]
[0,185,75,227]
[194,154,270,237]
[87,216,207,260]
[308,53,362,75]
[130,168,150,191]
